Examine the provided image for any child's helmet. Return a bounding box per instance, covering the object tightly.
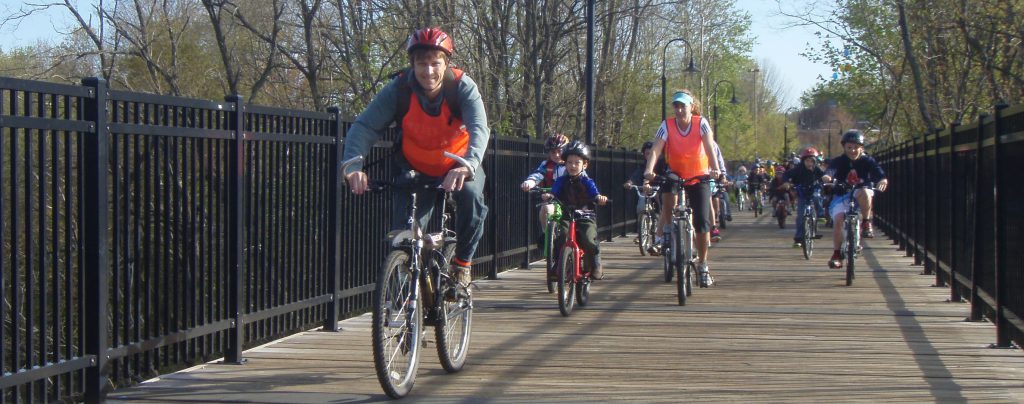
[544,133,569,151]
[841,129,866,145]
[800,147,820,160]
[561,140,591,162]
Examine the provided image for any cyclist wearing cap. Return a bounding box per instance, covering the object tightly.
[643,89,722,287]
[522,133,574,232]
[342,27,489,288]
[822,130,889,269]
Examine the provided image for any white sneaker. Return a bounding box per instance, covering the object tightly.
[697,262,714,287]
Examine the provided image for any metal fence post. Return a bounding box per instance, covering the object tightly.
[992,103,1009,347]
[522,136,533,270]
[968,112,987,322]
[947,122,960,296]
[225,95,246,364]
[324,107,343,331]
[490,136,499,279]
[82,77,111,404]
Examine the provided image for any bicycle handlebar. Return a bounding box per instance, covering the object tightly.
[444,151,476,180]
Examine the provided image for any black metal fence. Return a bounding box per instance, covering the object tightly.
[0,76,642,403]
[873,103,1024,350]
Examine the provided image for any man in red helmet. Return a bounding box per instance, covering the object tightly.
[342,27,489,289]
[782,147,826,247]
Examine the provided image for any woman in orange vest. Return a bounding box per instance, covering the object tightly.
[643,90,722,287]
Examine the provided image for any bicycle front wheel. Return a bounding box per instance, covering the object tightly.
[557,246,577,316]
[638,214,652,256]
[545,221,559,293]
[372,250,423,399]
[802,216,814,260]
[846,220,858,286]
[663,233,674,283]
[435,244,471,373]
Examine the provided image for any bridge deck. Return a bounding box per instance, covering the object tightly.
[110,214,1024,402]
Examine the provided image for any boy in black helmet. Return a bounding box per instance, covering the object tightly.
[822,130,890,269]
[542,140,609,279]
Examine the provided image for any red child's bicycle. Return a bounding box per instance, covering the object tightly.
[544,195,609,317]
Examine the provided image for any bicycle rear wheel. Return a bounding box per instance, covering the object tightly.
[557,246,577,316]
[802,216,814,260]
[434,244,471,373]
[545,221,558,293]
[372,250,422,399]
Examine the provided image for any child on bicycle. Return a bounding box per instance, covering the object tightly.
[782,147,826,247]
[521,133,571,245]
[543,140,609,280]
[822,130,889,269]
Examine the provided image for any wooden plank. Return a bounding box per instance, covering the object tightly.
[108,214,1024,403]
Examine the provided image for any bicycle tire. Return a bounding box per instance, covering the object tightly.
[638,214,652,256]
[434,244,471,373]
[663,232,674,283]
[676,261,694,306]
[576,276,591,307]
[776,203,787,228]
[846,219,857,286]
[372,250,422,399]
[680,221,693,271]
[557,246,576,316]
[802,215,814,260]
[545,221,558,293]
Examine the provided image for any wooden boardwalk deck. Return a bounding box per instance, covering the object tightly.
[110,213,1024,402]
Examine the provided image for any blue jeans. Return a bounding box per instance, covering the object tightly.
[391,157,489,263]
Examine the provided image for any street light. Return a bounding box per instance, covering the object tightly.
[660,37,699,122]
[710,79,740,145]
[826,119,842,159]
[748,66,761,156]
[783,107,801,159]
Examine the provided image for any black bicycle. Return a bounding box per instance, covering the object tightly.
[655,173,708,305]
[630,184,660,256]
[831,182,875,286]
[793,184,821,260]
[345,153,474,398]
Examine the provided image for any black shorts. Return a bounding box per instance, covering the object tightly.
[685,181,712,234]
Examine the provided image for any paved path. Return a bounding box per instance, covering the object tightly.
[110,213,1024,402]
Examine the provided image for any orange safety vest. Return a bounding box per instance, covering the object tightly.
[400,90,470,177]
[663,115,709,181]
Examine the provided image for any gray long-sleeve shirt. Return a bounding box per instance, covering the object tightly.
[341,70,490,174]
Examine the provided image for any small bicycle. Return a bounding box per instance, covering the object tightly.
[734,180,747,212]
[630,184,660,256]
[542,195,608,316]
[793,184,822,260]
[530,187,562,293]
[345,153,474,399]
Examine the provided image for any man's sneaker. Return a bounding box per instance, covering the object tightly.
[697,262,714,287]
[792,240,802,248]
[862,220,875,238]
[725,213,733,222]
[828,251,843,269]
[710,227,722,242]
[452,262,472,289]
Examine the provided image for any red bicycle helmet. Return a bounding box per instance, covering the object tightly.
[544,133,569,151]
[406,27,454,56]
[799,147,820,160]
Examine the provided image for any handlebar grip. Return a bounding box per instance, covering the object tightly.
[340,155,364,174]
[444,152,476,179]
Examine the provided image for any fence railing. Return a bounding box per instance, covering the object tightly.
[0,77,642,403]
[873,103,1024,351]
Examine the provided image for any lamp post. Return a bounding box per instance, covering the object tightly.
[749,66,761,156]
[710,79,740,149]
[826,119,842,159]
[783,107,800,159]
[660,37,699,122]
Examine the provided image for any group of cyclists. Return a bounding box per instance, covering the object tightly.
[337,26,890,397]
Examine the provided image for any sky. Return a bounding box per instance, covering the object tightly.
[736,0,835,109]
[3,1,833,109]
